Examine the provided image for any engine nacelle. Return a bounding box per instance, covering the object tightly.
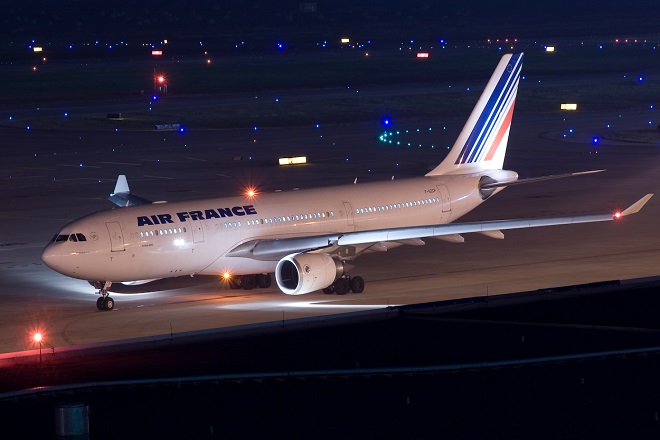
[275,253,344,295]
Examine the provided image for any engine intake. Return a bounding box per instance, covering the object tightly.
[275,253,344,295]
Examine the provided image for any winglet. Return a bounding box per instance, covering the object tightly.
[621,194,653,217]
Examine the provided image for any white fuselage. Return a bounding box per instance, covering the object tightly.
[41,172,508,283]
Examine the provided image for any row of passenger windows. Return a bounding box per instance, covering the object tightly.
[138,227,186,238]
[356,197,440,214]
[52,201,437,245]
[52,233,87,243]
[224,211,335,229]
[137,210,338,237]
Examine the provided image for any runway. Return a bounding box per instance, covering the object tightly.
[1,89,659,355]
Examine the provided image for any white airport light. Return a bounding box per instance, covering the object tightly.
[279,156,307,166]
[545,46,555,52]
[341,38,350,44]
[417,52,429,58]
[33,47,43,52]
[152,50,163,56]
[561,103,578,110]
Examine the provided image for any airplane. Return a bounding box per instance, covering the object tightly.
[41,52,653,311]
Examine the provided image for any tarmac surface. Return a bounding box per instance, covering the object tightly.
[1,93,658,354]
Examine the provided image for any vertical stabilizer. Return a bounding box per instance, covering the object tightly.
[426,53,523,176]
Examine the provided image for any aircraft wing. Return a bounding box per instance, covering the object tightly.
[226,194,652,261]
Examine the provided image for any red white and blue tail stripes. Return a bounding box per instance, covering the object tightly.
[426,53,523,176]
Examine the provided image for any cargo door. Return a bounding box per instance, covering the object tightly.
[436,185,452,213]
[343,201,354,226]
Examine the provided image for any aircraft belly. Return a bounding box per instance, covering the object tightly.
[199,257,277,276]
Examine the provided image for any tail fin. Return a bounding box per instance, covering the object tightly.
[426,53,523,176]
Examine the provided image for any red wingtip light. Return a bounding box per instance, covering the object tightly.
[33,332,43,343]
[614,212,622,219]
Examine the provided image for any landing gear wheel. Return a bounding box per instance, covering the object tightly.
[242,274,256,290]
[350,276,365,293]
[256,273,272,288]
[229,277,242,289]
[334,278,350,295]
[103,297,115,311]
[322,285,336,294]
[95,281,114,311]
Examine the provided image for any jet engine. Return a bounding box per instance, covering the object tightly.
[275,253,344,295]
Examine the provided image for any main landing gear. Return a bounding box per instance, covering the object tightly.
[322,275,365,295]
[90,281,114,311]
[228,273,272,291]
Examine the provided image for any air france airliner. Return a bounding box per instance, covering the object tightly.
[41,53,652,310]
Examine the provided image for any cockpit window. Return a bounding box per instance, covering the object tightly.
[52,233,87,243]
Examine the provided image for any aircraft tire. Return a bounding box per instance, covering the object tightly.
[103,297,115,311]
[256,273,272,288]
[350,276,365,293]
[242,274,256,290]
[322,285,335,294]
[335,278,350,295]
[96,297,104,310]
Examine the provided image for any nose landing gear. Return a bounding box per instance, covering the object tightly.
[91,281,114,311]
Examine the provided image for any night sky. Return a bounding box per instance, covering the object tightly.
[3,1,659,41]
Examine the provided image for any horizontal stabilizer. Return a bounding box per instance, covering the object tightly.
[108,175,152,207]
[480,170,605,190]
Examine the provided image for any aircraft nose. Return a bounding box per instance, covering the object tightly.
[41,244,60,271]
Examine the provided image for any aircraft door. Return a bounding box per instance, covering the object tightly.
[106,222,125,252]
[188,220,204,243]
[343,201,354,226]
[436,185,451,212]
